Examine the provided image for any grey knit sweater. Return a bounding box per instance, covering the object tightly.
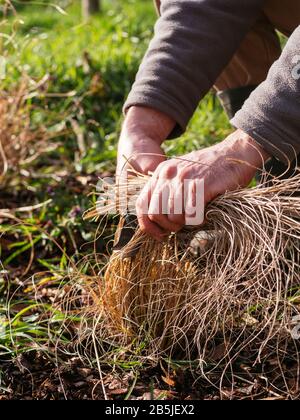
[124,0,300,163]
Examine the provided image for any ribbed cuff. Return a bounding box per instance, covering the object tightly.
[231,113,299,164]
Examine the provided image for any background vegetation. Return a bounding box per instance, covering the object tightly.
[0,0,233,399]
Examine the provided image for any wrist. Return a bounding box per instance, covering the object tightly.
[226,129,270,168]
[122,106,176,146]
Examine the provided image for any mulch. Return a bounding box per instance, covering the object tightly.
[1,350,298,400]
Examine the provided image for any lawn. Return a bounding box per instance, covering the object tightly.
[0,0,240,400]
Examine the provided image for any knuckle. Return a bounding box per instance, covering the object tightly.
[148,213,159,223]
[157,161,177,179]
[178,167,190,182]
[162,165,177,179]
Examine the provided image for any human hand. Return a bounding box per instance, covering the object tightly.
[135,129,270,240]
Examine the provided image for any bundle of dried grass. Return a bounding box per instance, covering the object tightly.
[75,169,300,394]
[0,78,56,184]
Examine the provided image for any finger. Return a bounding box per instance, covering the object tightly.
[148,182,182,233]
[166,180,185,226]
[137,213,167,241]
[148,212,182,233]
[184,179,205,226]
[136,178,166,240]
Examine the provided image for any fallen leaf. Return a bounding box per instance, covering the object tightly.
[161,375,175,387]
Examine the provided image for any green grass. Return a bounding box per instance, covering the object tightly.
[3,0,230,170]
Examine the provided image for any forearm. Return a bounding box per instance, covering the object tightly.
[232,26,300,164]
[120,106,175,145]
[124,0,264,137]
[117,107,175,176]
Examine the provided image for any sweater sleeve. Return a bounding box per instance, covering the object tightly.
[231,26,300,164]
[123,0,264,138]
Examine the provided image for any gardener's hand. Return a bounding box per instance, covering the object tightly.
[117,106,175,178]
[135,129,270,240]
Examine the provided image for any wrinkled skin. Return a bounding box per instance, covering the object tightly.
[118,106,269,241]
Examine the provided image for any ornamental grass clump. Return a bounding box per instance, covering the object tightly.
[69,168,300,393]
[0,78,55,185]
